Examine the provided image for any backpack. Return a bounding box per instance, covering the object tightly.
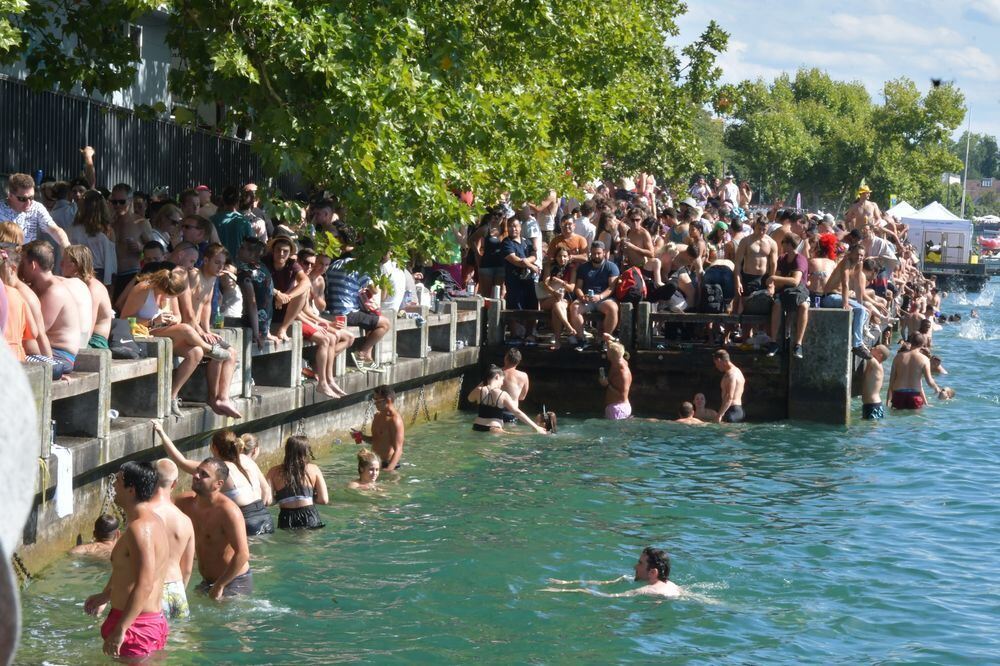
[701,282,724,314]
[108,318,148,360]
[614,266,647,304]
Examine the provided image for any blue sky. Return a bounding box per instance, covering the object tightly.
[676,0,1000,139]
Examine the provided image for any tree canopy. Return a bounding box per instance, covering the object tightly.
[715,69,965,213]
[2,0,727,268]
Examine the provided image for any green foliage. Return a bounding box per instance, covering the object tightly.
[0,0,27,55]
[949,132,999,181]
[2,0,726,272]
[717,69,965,212]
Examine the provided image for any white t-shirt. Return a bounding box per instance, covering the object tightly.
[521,216,543,263]
[380,260,408,312]
[574,216,596,246]
[723,182,739,203]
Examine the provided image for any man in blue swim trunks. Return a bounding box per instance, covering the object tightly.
[19,240,80,379]
[713,349,745,423]
[861,344,890,420]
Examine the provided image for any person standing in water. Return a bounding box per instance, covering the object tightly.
[714,349,745,423]
[83,462,170,660]
[601,334,632,420]
[149,459,196,619]
[352,385,405,470]
[469,366,547,434]
[862,344,890,420]
[267,435,329,529]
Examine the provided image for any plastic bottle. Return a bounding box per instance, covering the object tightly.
[466,278,476,296]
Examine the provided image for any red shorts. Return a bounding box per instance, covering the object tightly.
[301,321,318,339]
[101,608,169,658]
[891,390,925,410]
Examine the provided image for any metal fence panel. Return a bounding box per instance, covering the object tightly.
[0,76,272,196]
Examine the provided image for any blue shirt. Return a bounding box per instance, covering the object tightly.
[0,199,57,243]
[324,257,372,315]
[576,260,619,293]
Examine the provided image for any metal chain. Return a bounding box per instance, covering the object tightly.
[12,551,31,588]
[294,418,307,436]
[361,395,375,432]
[100,473,126,525]
[453,380,462,410]
[420,385,432,422]
[409,387,420,425]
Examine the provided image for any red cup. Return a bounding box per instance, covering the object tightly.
[334,315,347,328]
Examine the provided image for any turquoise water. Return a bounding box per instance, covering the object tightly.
[17,285,1000,664]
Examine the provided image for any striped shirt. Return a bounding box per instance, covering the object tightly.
[324,257,372,315]
[0,200,58,243]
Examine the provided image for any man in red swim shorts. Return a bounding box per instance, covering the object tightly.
[84,462,171,659]
[888,332,947,410]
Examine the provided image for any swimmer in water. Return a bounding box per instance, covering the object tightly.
[348,449,381,490]
[675,402,705,425]
[543,546,682,598]
[970,309,979,319]
[69,514,120,559]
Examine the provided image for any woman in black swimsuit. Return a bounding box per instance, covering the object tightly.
[266,435,329,529]
[468,366,547,434]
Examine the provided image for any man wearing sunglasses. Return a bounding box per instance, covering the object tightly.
[1,173,70,249]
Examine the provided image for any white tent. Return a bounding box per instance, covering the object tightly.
[901,202,973,265]
[886,201,918,217]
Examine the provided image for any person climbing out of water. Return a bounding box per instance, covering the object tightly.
[544,546,682,598]
[601,334,632,420]
[266,435,328,529]
[469,365,547,434]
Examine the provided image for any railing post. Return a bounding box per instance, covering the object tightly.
[636,301,652,350]
[486,300,503,346]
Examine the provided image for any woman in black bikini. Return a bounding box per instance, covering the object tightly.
[468,366,547,434]
[266,435,329,529]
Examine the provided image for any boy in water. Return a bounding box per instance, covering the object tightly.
[861,344,890,420]
[348,449,381,490]
[69,514,119,559]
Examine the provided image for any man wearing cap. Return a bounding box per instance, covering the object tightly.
[196,185,217,217]
[0,173,70,248]
[845,184,881,233]
[721,175,739,205]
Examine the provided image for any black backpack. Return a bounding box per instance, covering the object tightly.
[701,282,724,314]
[108,318,148,360]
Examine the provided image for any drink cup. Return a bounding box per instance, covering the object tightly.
[334,315,347,328]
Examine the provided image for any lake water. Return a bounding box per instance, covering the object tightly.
[16,284,1000,664]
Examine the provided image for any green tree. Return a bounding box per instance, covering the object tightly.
[3,0,727,270]
[716,69,964,212]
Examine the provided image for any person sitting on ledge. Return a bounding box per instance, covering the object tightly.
[153,423,274,535]
[70,514,119,559]
[61,245,113,351]
[469,365,547,434]
[18,240,81,379]
[568,241,620,351]
[764,233,809,359]
[348,448,381,490]
[674,402,705,425]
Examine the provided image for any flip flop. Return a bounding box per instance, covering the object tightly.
[349,352,365,369]
[365,362,387,374]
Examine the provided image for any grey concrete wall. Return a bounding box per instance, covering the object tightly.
[787,309,853,424]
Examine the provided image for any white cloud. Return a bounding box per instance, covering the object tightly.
[714,38,786,83]
[829,14,962,47]
[965,0,1000,25]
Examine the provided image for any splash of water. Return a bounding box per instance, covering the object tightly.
[956,318,1000,341]
[954,284,996,307]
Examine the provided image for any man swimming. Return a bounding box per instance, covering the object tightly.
[674,402,705,425]
[544,546,682,598]
[69,514,119,560]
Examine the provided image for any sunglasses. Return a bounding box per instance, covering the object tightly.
[182,224,201,231]
[14,194,31,203]
[170,218,183,225]
[110,199,128,205]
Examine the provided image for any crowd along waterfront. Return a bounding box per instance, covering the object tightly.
[15,284,1000,664]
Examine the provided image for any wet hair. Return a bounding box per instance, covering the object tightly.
[714,349,730,363]
[120,461,158,502]
[211,430,251,485]
[63,244,95,281]
[903,332,926,350]
[282,435,314,494]
[357,448,381,473]
[139,268,187,296]
[373,384,395,402]
[22,240,55,271]
[203,457,230,484]
[485,365,503,383]
[505,348,522,365]
[679,401,694,417]
[918,319,932,333]
[642,546,671,582]
[94,514,119,540]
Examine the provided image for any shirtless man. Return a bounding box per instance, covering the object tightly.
[175,458,252,599]
[111,182,154,300]
[693,392,718,421]
[600,334,632,420]
[734,216,777,310]
[844,184,881,232]
[714,349,745,423]
[18,240,81,378]
[621,209,655,269]
[545,547,682,598]
[62,245,113,349]
[501,348,530,423]
[59,258,94,348]
[83,462,170,660]
[675,402,705,425]
[888,332,947,410]
[822,244,872,359]
[353,384,405,471]
[149,459,195,619]
[69,514,119,559]
[187,243,242,418]
[861,344,890,420]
